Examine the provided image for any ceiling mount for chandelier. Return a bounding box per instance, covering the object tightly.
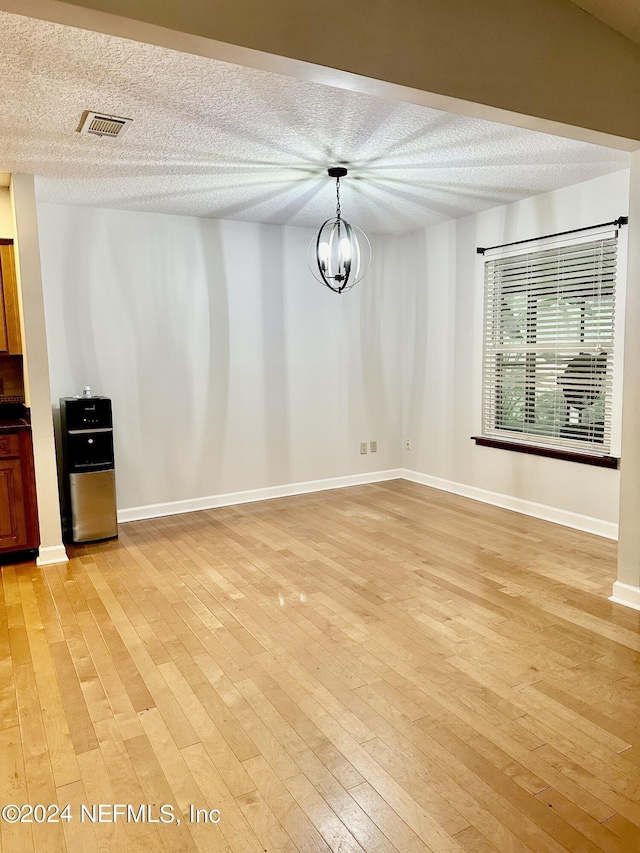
[308,167,371,294]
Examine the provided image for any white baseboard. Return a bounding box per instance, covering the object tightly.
[118,466,617,540]
[118,469,404,524]
[610,581,640,612]
[36,544,69,566]
[401,469,618,540]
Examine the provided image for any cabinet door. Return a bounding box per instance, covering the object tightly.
[0,244,22,355]
[0,456,28,550]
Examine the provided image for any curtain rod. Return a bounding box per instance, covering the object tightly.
[476,216,628,255]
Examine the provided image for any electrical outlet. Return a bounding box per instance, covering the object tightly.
[370,441,377,453]
[405,438,412,450]
[360,442,368,454]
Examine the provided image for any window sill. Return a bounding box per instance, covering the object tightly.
[471,435,619,469]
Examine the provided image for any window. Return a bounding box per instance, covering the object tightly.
[481,235,617,459]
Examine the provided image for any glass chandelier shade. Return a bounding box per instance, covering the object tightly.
[308,167,371,293]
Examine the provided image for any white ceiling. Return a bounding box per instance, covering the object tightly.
[0,10,630,235]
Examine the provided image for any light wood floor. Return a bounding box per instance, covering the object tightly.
[1,479,639,853]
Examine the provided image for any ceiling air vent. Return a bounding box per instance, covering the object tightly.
[78,111,132,138]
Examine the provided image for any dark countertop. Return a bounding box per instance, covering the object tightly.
[0,404,31,431]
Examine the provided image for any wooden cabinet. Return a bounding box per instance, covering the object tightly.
[0,243,25,404]
[0,428,39,553]
[0,243,39,555]
[0,243,22,355]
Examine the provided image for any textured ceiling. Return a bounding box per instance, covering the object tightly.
[0,11,630,235]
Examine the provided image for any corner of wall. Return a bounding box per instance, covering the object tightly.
[10,175,65,556]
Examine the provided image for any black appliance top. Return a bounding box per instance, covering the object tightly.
[60,396,112,431]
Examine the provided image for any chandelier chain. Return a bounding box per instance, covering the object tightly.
[335,177,341,220]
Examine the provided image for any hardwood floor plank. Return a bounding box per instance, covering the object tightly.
[124,731,196,852]
[239,665,366,790]
[198,670,299,780]
[451,825,502,853]
[421,717,611,853]
[73,608,145,741]
[532,742,640,826]
[157,659,257,798]
[601,812,640,848]
[138,706,231,853]
[48,640,99,755]
[534,786,627,853]
[93,717,167,852]
[181,742,264,852]
[0,726,33,853]
[348,781,439,853]
[531,678,640,749]
[236,787,296,853]
[1,481,637,852]
[242,756,333,853]
[56,777,101,853]
[282,771,368,853]
[76,746,126,852]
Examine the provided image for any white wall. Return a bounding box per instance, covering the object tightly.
[37,170,630,531]
[37,205,402,513]
[615,151,640,608]
[402,170,630,532]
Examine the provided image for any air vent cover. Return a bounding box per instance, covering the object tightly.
[78,111,132,138]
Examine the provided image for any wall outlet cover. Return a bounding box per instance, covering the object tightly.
[360,442,368,454]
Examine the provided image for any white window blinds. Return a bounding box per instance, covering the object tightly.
[482,235,617,455]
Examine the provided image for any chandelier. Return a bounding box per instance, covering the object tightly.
[308,167,371,293]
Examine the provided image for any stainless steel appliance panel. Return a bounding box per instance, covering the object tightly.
[69,469,117,542]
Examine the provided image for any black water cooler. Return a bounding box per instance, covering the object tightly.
[60,396,118,543]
